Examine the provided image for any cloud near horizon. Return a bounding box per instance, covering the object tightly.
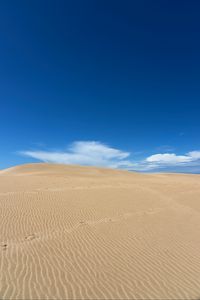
[20,141,134,169]
[19,141,200,172]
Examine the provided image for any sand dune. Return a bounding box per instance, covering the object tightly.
[0,163,200,299]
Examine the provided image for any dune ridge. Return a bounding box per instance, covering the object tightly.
[0,163,200,299]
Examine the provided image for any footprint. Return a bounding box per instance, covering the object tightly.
[1,243,7,251]
[78,221,90,228]
[25,234,37,241]
[79,221,86,225]
[104,218,113,223]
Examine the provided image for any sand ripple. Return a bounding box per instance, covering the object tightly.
[0,164,200,299]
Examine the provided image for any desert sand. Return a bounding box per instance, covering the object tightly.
[0,163,200,299]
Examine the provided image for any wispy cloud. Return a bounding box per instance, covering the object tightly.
[146,153,192,164]
[19,141,200,173]
[20,141,135,169]
[142,151,200,172]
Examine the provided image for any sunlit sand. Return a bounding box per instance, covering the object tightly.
[0,163,200,299]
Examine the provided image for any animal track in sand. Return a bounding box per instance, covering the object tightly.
[1,243,8,250]
[24,234,37,241]
[79,220,88,226]
[16,212,152,247]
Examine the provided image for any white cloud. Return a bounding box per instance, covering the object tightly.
[187,151,200,160]
[20,141,134,169]
[19,141,200,173]
[143,151,200,172]
[146,153,192,164]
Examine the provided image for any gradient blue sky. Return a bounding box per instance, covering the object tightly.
[0,0,200,172]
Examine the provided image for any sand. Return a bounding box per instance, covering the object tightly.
[0,163,200,299]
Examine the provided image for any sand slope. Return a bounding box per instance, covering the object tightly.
[0,163,200,299]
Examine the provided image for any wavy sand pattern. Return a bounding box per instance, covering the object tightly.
[0,163,200,299]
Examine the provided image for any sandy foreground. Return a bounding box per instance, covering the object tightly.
[0,164,200,299]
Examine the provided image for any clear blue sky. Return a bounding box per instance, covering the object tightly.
[1,0,200,172]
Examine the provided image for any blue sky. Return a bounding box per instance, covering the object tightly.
[0,0,200,172]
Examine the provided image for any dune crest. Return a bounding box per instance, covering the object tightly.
[0,163,200,299]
